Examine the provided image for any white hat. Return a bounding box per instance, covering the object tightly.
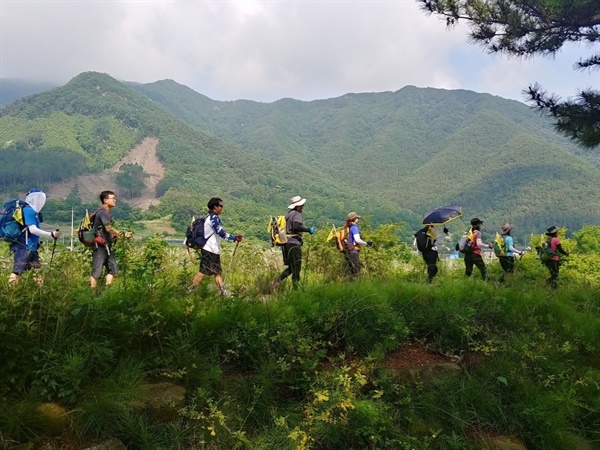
[288,195,307,209]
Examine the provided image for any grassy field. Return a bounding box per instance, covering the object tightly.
[1,231,599,449]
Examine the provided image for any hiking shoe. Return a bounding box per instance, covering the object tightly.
[220,287,230,297]
[186,284,196,292]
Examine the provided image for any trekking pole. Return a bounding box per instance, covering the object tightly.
[223,240,240,287]
[50,229,59,266]
[514,252,524,274]
[302,233,313,291]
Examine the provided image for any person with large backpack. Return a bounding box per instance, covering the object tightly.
[190,197,243,295]
[5,188,60,284]
[89,190,132,289]
[542,225,569,289]
[465,217,493,281]
[272,195,316,291]
[497,223,525,282]
[414,224,447,283]
[343,212,373,279]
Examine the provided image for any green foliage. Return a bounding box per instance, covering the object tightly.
[115,163,149,199]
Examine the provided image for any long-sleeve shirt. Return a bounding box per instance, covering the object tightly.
[203,212,233,254]
[285,209,310,246]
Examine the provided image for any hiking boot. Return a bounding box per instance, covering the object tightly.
[220,286,231,297]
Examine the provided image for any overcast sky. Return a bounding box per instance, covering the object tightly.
[1,0,598,104]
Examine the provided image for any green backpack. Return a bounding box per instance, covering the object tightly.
[539,240,555,263]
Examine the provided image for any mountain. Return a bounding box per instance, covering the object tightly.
[131,79,600,234]
[0,79,57,108]
[1,71,599,240]
[0,72,404,238]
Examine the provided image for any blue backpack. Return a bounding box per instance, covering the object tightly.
[0,199,28,242]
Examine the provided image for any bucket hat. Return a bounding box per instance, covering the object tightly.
[347,212,360,221]
[546,225,559,236]
[501,223,514,234]
[288,195,307,209]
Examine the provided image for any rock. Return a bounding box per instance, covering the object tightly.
[81,438,127,450]
[479,435,528,450]
[33,403,68,436]
[138,383,186,422]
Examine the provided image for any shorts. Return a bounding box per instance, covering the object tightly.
[200,249,222,276]
[10,242,41,274]
[91,245,118,279]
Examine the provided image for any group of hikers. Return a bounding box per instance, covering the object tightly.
[2,190,569,291]
[415,218,569,288]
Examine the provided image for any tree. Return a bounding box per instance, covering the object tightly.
[420,0,600,147]
[115,163,148,199]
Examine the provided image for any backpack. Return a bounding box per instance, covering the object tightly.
[415,227,433,253]
[334,226,351,253]
[456,229,474,254]
[493,233,506,257]
[538,240,555,263]
[267,215,288,246]
[0,199,28,242]
[185,215,211,250]
[77,209,98,247]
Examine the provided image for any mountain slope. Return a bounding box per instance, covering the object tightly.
[131,80,600,234]
[0,72,405,235]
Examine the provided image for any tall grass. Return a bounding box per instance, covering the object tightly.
[1,236,599,449]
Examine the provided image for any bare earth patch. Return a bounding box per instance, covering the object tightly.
[47,137,164,210]
[382,342,456,369]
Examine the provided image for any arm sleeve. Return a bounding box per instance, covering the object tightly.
[352,231,368,246]
[556,243,569,255]
[476,232,487,248]
[289,212,310,233]
[27,224,53,238]
[210,214,231,240]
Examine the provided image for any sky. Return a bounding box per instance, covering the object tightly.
[1,0,598,104]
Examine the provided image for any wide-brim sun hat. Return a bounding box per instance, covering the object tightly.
[546,225,559,235]
[347,212,360,221]
[288,195,307,209]
[501,223,514,234]
[470,217,484,226]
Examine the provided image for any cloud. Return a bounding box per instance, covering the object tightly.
[1,0,593,103]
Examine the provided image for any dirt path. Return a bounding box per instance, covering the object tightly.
[47,137,164,210]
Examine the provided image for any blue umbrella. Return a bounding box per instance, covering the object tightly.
[422,205,463,225]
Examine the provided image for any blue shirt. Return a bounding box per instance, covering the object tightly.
[22,205,41,251]
[504,235,514,257]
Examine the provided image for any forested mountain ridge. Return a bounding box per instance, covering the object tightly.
[132,79,600,234]
[0,72,404,236]
[1,72,599,238]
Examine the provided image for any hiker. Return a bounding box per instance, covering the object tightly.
[273,195,316,290]
[89,190,132,288]
[191,197,242,295]
[8,188,60,284]
[344,212,373,278]
[498,223,525,282]
[465,218,493,281]
[415,224,448,283]
[543,225,569,289]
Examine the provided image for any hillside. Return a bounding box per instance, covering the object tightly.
[0,72,404,238]
[132,79,600,235]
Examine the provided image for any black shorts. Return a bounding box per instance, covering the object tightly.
[200,249,222,276]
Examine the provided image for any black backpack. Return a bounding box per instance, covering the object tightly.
[415,227,433,252]
[185,215,210,250]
